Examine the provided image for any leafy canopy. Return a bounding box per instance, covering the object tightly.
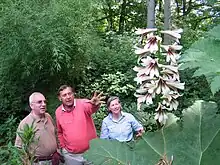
[85,101,220,165]
[0,0,102,122]
[180,25,220,94]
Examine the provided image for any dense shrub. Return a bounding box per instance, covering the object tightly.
[0,0,104,125]
[0,116,18,145]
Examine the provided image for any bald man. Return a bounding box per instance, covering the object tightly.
[15,92,60,165]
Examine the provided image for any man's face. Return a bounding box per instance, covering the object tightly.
[59,87,74,107]
[30,94,47,115]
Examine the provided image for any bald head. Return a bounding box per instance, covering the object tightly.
[29,92,47,116]
[29,92,44,104]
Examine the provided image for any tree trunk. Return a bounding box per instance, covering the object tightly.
[158,0,163,20]
[182,0,186,15]
[147,0,155,28]
[119,0,127,33]
[105,0,114,31]
[175,0,180,16]
[164,0,171,44]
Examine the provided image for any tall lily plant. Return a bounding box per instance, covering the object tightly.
[134,28,184,125]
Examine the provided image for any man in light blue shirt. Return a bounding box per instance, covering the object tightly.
[100,96,144,142]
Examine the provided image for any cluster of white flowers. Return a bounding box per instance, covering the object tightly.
[134,28,184,125]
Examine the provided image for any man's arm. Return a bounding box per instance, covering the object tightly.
[84,92,105,115]
[15,123,23,148]
[84,99,100,115]
[56,118,65,148]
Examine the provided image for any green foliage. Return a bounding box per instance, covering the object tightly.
[17,122,38,153]
[79,71,135,100]
[46,92,61,118]
[0,116,18,145]
[0,122,37,164]
[85,100,220,165]
[180,25,220,95]
[95,0,147,33]
[86,139,147,164]
[0,0,104,124]
[177,69,215,115]
[92,106,108,135]
[0,142,23,165]
[206,0,219,5]
[100,32,137,73]
[0,0,94,79]
[79,32,136,78]
[123,103,157,132]
[0,0,140,129]
[77,32,137,103]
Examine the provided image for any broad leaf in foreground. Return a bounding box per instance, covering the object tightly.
[179,25,220,94]
[136,100,220,165]
[85,139,147,165]
[85,101,220,165]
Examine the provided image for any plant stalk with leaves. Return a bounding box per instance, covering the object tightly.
[16,121,39,165]
[133,28,185,125]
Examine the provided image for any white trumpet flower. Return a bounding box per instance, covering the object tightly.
[161,44,182,63]
[135,28,157,35]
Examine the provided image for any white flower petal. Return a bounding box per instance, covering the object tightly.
[166,81,185,90]
[171,45,183,50]
[159,114,164,123]
[172,28,183,34]
[155,113,159,120]
[137,102,141,110]
[172,100,179,110]
[158,64,178,73]
[160,45,169,51]
[141,56,153,66]
[133,66,143,72]
[160,30,182,39]
[146,94,153,104]
[134,76,152,84]
[135,48,150,55]
[135,28,157,35]
[136,88,148,94]
[162,84,171,94]
[155,84,161,94]
[137,95,146,103]
[162,113,168,124]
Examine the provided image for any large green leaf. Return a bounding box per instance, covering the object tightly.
[208,24,220,40]
[209,75,220,95]
[85,101,220,165]
[85,139,147,165]
[180,25,220,95]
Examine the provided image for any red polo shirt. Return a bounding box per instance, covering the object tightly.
[55,99,99,153]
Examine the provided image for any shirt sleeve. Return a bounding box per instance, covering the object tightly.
[56,117,65,148]
[130,114,143,132]
[15,122,23,148]
[84,99,100,115]
[100,121,109,139]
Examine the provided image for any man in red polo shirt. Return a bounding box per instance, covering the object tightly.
[55,85,105,165]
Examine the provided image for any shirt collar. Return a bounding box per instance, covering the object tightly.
[109,111,125,122]
[62,99,76,112]
[30,112,47,123]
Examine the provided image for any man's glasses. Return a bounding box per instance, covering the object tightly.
[32,100,47,104]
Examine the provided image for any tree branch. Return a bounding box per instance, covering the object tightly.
[192,15,218,30]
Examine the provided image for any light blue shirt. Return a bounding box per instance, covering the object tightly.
[100,112,143,142]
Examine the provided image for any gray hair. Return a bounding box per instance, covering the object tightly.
[106,96,120,108]
[29,92,43,104]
